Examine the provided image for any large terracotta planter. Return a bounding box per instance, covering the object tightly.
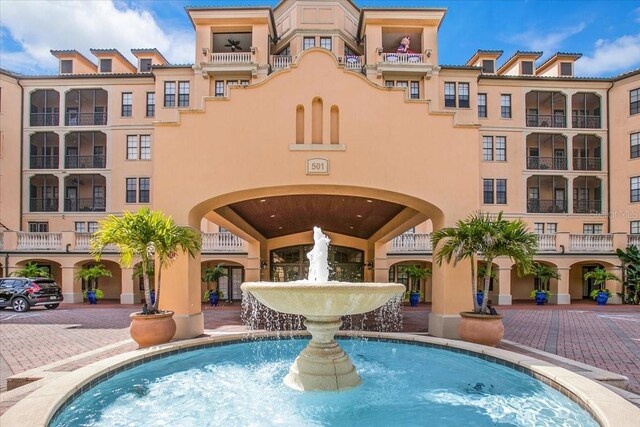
[458,311,504,347]
[129,310,176,348]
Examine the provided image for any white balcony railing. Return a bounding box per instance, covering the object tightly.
[202,232,245,252]
[271,55,292,69]
[17,232,62,250]
[389,233,432,253]
[569,234,614,252]
[342,55,363,69]
[628,234,640,247]
[536,234,557,251]
[381,53,425,64]
[75,232,93,251]
[211,52,252,64]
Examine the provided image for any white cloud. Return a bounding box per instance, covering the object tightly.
[0,1,194,74]
[575,34,640,77]
[511,23,586,53]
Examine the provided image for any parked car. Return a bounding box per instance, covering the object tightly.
[0,277,63,312]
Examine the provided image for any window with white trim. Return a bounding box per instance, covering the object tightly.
[583,224,603,234]
[139,135,151,160]
[320,37,332,50]
[126,135,137,160]
[29,222,49,232]
[303,37,315,50]
[482,136,493,161]
[631,221,640,234]
[495,136,506,161]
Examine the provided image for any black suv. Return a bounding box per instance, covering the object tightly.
[0,277,64,312]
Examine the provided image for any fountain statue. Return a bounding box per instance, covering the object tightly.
[241,227,404,391]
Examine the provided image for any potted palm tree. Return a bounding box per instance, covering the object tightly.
[616,246,640,305]
[92,208,201,347]
[202,265,227,306]
[75,264,112,304]
[11,262,51,278]
[432,211,537,346]
[132,260,155,305]
[584,267,620,305]
[476,266,496,307]
[400,265,431,307]
[528,263,559,305]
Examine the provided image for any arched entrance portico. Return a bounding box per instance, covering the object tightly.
[156,185,473,340]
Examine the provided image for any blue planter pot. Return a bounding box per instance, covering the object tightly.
[409,292,420,307]
[150,290,155,306]
[209,292,220,307]
[476,292,484,307]
[535,291,548,305]
[86,290,97,304]
[595,291,609,305]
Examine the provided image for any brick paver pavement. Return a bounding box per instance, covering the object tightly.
[0,300,638,400]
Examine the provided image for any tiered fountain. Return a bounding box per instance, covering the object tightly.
[241,227,404,391]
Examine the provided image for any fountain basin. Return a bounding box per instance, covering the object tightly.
[240,282,405,317]
[23,332,637,427]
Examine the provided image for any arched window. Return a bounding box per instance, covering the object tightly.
[330,105,339,144]
[296,105,304,144]
[312,98,323,144]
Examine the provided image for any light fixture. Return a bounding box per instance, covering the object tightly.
[260,260,268,270]
[270,214,276,218]
[366,261,374,270]
[250,46,257,54]
[202,48,208,56]
[356,214,362,218]
[366,199,373,203]
[259,199,267,203]
[376,47,383,54]
[425,49,432,58]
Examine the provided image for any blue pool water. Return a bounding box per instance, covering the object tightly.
[50,339,597,427]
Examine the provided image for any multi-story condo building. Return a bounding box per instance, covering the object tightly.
[0,0,638,339]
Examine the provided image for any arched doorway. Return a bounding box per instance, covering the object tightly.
[271,244,364,282]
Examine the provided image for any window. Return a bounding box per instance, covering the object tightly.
[533,223,545,234]
[496,179,507,204]
[583,224,603,234]
[278,45,290,56]
[28,222,48,232]
[495,136,506,161]
[396,81,408,88]
[482,136,493,161]
[444,82,456,107]
[546,223,557,234]
[384,81,394,88]
[100,59,112,73]
[88,222,99,233]
[483,179,494,204]
[215,81,225,97]
[139,178,150,203]
[410,81,420,100]
[521,61,533,75]
[219,227,229,233]
[61,60,73,74]
[320,37,332,50]
[632,176,640,202]
[121,93,132,117]
[140,135,151,160]
[458,83,470,108]
[164,82,176,107]
[560,62,572,76]
[126,135,137,160]
[344,45,357,56]
[240,80,250,86]
[478,93,487,118]
[629,132,640,158]
[303,37,315,50]
[126,178,137,203]
[482,60,494,74]
[146,92,155,117]
[631,221,640,234]
[631,88,640,115]
[500,94,512,118]
[178,81,190,107]
[140,58,152,72]
[75,222,87,232]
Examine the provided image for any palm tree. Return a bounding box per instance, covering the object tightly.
[91,208,201,314]
[433,211,537,314]
[202,265,228,294]
[584,267,620,294]
[616,246,640,304]
[529,262,560,292]
[75,264,112,291]
[11,262,51,278]
[400,265,431,293]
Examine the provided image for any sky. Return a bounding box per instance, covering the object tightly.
[1,0,639,77]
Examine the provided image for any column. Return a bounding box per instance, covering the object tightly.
[245,241,261,282]
[496,266,512,305]
[550,266,571,304]
[373,242,388,283]
[61,264,83,303]
[606,265,624,304]
[120,267,140,304]
[428,260,472,339]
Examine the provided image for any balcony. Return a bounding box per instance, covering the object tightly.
[65,112,108,126]
[202,51,257,76]
[29,89,59,127]
[64,198,106,212]
[527,199,567,214]
[375,51,433,76]
[526,156,567,170]
[572,93,601,129]
[16,232,62,251]
[65,155,106,169]
[271,55,292,70]
[388,233,432,253]
[569,234,613,252]
[29,113,59,127]
[573,157,601,171]
[573,199,601,214]
[30,155,59,169]
[572,115,601,129]
[629,235,640,247]
[342,55,363,70]
[536,234,557,251]
[201,232,246,253]
[526,114,566,128]
[211,52,252,64]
